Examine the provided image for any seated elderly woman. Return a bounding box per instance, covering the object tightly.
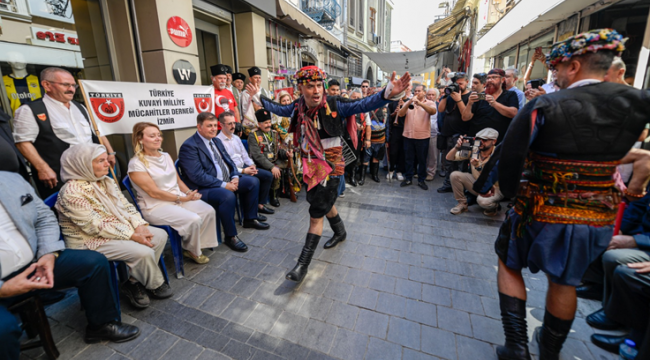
[127,122,218,264]
[55,143,172,309]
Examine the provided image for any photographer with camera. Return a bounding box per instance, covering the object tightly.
[397,85,437,190]
[436,72,471,193]
[462,69,519,143]
[445,128,502,216]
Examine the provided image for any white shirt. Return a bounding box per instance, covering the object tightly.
[13,94,94,144]
[0,203,34,278]
[541,83,559,94]
[127,153,182,211]
[217,132,254,172]
[198,133,237,188]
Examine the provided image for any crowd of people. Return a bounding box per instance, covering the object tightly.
[1,27,650,360]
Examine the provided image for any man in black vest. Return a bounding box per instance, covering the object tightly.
[478,29,650,360]
[245,66,411,282]
[12,67,116,199]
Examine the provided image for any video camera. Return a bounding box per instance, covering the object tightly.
[445,72,466,95]
[458,136,481,160]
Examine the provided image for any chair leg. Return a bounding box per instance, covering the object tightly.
[216,217,222,245]
[158,254,170,284]
[33,296,59,360]
[236,195,243,226]
[167,228,185,279]
[109,261,121,316]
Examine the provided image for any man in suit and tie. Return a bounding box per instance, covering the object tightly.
[0,171,139,359]
[178,112,269,253]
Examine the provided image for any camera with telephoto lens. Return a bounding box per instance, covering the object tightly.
[458,136,482,159]
[444,72,466,95]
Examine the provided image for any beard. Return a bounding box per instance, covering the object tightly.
[485,82,499,95]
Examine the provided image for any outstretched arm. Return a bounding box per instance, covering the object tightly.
[338,72,411,118]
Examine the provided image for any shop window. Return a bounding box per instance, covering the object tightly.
[0,0,30,18]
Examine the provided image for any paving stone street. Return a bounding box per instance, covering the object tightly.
[25,174,621,360]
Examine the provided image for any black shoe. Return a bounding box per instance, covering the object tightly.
[148,283,173,299]
[121,281,150,309]
[324,215,346,249]
[437,186,452,193]
[576,283,603,301]
[586,309,623,331]
[358,165,367,186]
[439,171,446,178]
[418,182,428,190]
[257,214,267,222]
[225,236,249,252]
[259,205,275,215]
[537,309,574,360]
[286,234,321,282]
[85,321,140,344]
[590,333,627,354]
[370,163,380,183]
[496,293,531,360]
[243,219,270,230]
[400,180,412,187]
[269,190,281,207]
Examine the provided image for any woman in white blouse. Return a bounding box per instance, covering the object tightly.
[128,122,218,264]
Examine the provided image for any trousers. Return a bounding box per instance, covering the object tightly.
[604,257,650,333]
[95,227,167,289]
[404,137,429,181]
[389,126,405,173]
[142,200,218,257]
[450,171,503,210]
[427,136,439,177]
[253,169,273,204]
[199,175,260,237]
[601,249,650,306]
[0,249,120,360]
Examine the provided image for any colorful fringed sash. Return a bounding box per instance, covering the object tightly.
[514,153,620,228]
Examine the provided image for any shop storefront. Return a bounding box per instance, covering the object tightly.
[475,0,650,89]
[0,0,83,116]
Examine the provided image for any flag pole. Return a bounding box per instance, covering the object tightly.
[78,80,120,188]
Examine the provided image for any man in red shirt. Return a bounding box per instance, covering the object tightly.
[211,64,241,125]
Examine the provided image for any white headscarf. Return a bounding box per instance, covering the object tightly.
[60,144,132,224]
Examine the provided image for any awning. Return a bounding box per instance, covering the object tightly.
[276,0,341,49]
[474,0,602,59]
[361,50,439,75]
[425,0,476,58]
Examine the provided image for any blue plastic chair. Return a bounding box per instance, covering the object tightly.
[122,176,184,279]
[44,192,121,314]
[241,139,249,152]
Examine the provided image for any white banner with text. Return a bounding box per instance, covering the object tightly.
[79,80,214,135]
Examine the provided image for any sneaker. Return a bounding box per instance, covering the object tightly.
[425,175,434,181]
[386,172,392,180]
[437,186,452,193]
[450,203,468,215]
[121,281,150,309]
[396,172,404,181]
[414,174,418,179]
[418,182,429,190]
[483,208,498,216]
[439,171,446,178]
[400,180,412,187]
[148,283,173,299]
[339,192,345,198]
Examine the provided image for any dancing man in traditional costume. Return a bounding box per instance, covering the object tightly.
[477,29,650,360]
[245,66,410,282]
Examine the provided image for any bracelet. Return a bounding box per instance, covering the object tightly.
[107,152,116,155]
[624,189,646,199]
[175,195,181,204]
[185,190,192,195]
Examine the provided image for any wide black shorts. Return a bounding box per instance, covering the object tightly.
[306,177,341,218]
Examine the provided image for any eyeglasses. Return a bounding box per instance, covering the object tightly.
[46,80,79,89]
[361,85,369,88]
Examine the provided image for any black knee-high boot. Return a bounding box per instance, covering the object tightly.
[323,215,347,249]
[537,308,574,360]
[370,162,380,183]
[286,234,321,282]
[358,165,367,186]
[496,293,531,360]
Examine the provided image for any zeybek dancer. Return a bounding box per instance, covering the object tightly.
[245,66,411,282]
[476,29,650,360]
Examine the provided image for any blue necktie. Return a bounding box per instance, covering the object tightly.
[209,141,230,181]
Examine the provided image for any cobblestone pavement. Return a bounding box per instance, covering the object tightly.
[24,174,620,360]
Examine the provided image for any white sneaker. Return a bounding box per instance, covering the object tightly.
[386,172,392,180]
[396,172,404,181]
[339,192,345,198]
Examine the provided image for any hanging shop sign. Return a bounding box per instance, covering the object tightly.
[27,0,75,24]
[167,16,192,48]
[172,60,197,85]
[30,26,80,51]
[79,80,213,135]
